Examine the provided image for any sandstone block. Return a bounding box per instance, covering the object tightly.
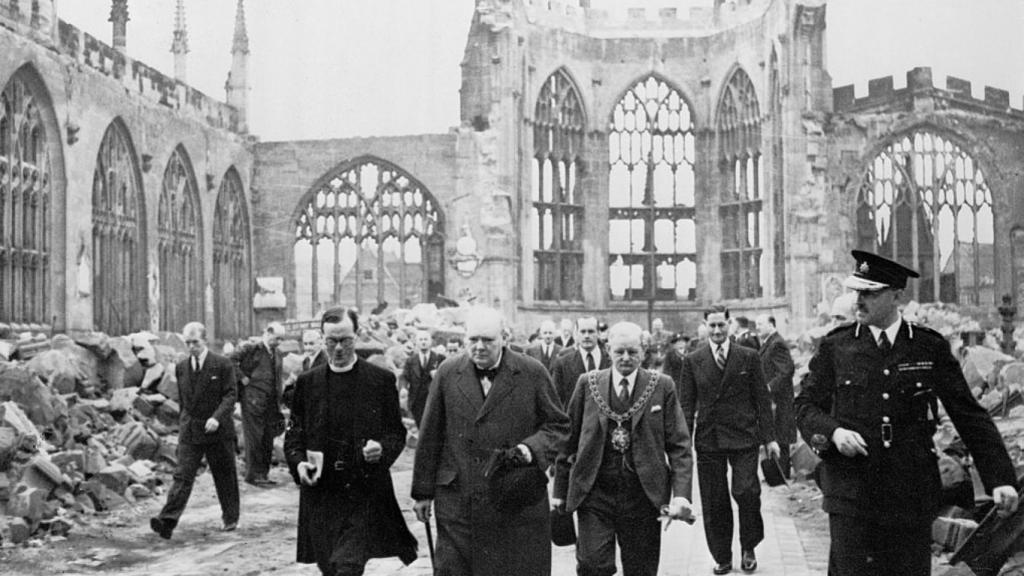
[112,422,159,460]
[8,483,46,526]
[96,463,130,495]
[156,367,179,402]
[109,387,138,416]
[132,395,156,417]
[3,516,31,544]
[0,364,58,426]
[155,399,180,427]
[1,401,40,441]
[25,349,82,395]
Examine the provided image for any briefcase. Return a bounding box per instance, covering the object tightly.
[760,454,788,487]
[550,508,576,546]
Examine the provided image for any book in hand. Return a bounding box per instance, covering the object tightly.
[304,450,324,484]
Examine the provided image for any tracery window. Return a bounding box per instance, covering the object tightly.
[293,157,445,316]
[158,146,202,332]
[857,132,995,305]
[608,76,697,301]
[213,168,251,341]
[717,68,764,300]
[0,71,51,326]
[93,120,147,335]
[531,68,585,301]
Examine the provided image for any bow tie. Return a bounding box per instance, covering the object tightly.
[474,365,499,381]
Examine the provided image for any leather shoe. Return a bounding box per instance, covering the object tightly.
[150,517,173,540]
[256,476,277,486]
[221,521,238,532]
[713,561,732,575]
[741,549,757,573]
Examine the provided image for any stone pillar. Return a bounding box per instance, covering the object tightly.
[109,0,128,54]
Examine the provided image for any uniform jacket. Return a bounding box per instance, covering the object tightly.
[553,368,693,512]
[401,350,445,425]
[525,342,562,371]
[678,342,775,452]
[795,321,1017,522]
[411,348,569,576]
[175,352,237,444]
[550,346,611,408]
[759,331,797,444]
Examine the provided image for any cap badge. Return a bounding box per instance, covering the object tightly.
[859,261,870,274]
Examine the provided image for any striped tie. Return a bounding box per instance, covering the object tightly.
[715,345,726,370]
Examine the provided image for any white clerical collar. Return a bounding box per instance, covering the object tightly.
[328,358,357,373]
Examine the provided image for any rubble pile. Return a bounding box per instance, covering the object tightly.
[0,331,188,547]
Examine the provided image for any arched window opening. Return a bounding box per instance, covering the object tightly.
[608,76,697,302]
[0,72,51,326]
[93,120,147,334]
[213,168,252,341]
[717,68,764,300]
[158,146,202,331]
[293,158,444,317]
[857,132,995,305]
[531,68,585,301]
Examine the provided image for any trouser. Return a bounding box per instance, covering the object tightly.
[777,443,792,480]
[827,514,931,576]
[576,464,661,576]
[157,437,239,527]
[697,448,763,564]
[241,386,275,480]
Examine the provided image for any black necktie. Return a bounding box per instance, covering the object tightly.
[303,357,311,371]
[878,331,892,352]
[192,356,200,373]
[586,352,596,373]
[618,379,630,409]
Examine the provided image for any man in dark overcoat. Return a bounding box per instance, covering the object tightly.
[549,317,610,408]
[232,322,286,485]
[756,314,796,478]
[525,319,562,372]
[412,306,569,576]
[284,307,417,576]
[150,322,239,539]
[795,250,1019,576]
[400,328,445,427]
[553,321,694,576]
[678,305,779,574]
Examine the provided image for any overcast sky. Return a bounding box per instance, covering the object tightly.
[57,0,1024,142]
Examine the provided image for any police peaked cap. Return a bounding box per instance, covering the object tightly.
[842,250,920,291]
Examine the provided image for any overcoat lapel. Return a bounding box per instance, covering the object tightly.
[477,359,517,421]
[454,363,485,415]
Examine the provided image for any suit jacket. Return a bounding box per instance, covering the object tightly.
[678,342,775,452]
[300,349,329,373]
[549,346,611,408]
[554,368,693,512]
[411,348,569,576]
[759,331,796,444]
[525,342,562,371]
[401,350,445,425]
[176,352,237,444]
[231,341,282,396]
[795,321,1017,521]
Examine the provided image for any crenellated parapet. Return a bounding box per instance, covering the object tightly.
[833,67,1024,120]
[515,0,771,38]
[55,20,243,133]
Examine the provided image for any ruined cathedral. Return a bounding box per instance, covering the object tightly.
[2,0,1022,342]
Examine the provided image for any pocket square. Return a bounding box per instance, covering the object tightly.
[650,405,662,413]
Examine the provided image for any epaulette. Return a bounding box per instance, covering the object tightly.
[825,322,857,338]
[906,321,943,339]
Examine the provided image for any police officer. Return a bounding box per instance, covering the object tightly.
[795,250,1019,576]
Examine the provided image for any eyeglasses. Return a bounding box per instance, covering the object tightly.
[324,337,355,348]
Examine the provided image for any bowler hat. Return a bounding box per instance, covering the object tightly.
[843,250,920,291]
[550,508,577,546]
[482,448,548,513]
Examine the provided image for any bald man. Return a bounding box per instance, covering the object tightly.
[231,322,287,486]
[412,307,569,576]
[525,320,562,372]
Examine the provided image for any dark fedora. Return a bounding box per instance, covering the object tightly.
[550,508,577,546]
[482,448,548,513]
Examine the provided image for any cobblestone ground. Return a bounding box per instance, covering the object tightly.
[0,449,835,576]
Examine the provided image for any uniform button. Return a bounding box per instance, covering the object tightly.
[916,382,923,388]
[883,369,890,376]
[882,416,890,423]
[882,393,890,400]
[883,441,891,448]
[844,379,851,385]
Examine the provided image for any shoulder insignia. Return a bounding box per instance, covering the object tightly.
[906,321,943,339]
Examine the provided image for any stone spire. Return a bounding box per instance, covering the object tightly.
[109,0,129,54]
[225,0,250,132]
[171,0,189,82]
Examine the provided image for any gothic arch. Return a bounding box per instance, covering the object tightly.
[715,66,765,299]
[213,166,252,341]
[292,155,445,316]
[0,63,65,328]
[607,74,698,302]
[530,66,587,302]
[855,129,995,306]
[92,118,148,335]
[157,145,202,332]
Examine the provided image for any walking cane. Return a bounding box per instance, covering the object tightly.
[424,514,436,575]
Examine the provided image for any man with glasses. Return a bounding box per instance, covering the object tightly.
[231,322,287,486]
[550,317,610,409]
[284,307,417,575]
[150,322,239,539]
[679,305,779,574]
[796,251,1019,576]
[553,321,693,576]
[412,306,569,576]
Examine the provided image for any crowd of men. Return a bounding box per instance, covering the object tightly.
[143,249,1020,576]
